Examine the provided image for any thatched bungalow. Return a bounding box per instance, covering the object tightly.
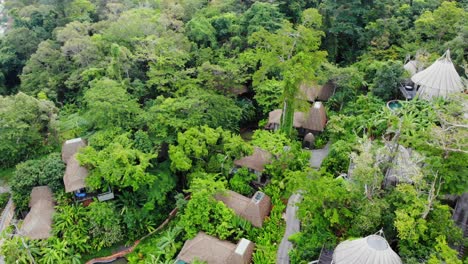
[412,50,464,100]
[332,233,402,264]
[233,147,272,178]
[266,102,327,134]
[61,138,114,202]
[176,232,255,264]
[215,190,271,228]
[20,186,55,239]
[61,138,86,164]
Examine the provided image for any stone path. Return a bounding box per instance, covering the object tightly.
[277,194,302,264]
[309,142,331,168]
[276,142,331,264]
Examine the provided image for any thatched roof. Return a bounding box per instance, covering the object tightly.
[412,50,464,100]
[302,102,327,132]
[29,186,54,207]
[317,81,336,101]
[215,190,272,228]
[299,81,336,102]
[267,102,327,132]
[233,148,272,172]
[21,186,54,239]
[63,154,88,193]
[333,234,402,264]
[403,60,422,76]
[176,232,255,264]
[62,138,86,163]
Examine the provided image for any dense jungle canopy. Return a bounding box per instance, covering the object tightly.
[0,0,467,263]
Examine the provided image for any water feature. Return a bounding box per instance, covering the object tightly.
[387,100,402,111]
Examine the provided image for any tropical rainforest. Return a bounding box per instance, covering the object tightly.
[0,0,467,263]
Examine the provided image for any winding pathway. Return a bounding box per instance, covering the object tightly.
[276,142,331,264]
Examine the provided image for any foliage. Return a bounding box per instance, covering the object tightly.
[169,126,251,177]
[78,133,157,191]
[86,202,123,251]
[370,60,404,101]
[0,93,58,168]
[246,8,326,136]
[11,153,65,211]
[179,176,240,240]
[145,89,242,144]
[83,78,142,130]
[229,168,256,196]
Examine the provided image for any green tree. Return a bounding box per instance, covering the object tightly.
[247,9,326,136]
[370,60,404,101]
[179,176,239,240]
[83,78,142,130]
[145,90,242,144]
[0,93,58,168]
[168,126,251,177]
[20,40,71,101]
[415,1,466,43]
[86,201,123,250]
[78,133,156,191]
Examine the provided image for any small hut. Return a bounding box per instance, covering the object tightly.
[332,233,402,264]
[20,186,55,239]
[61,138,86,164]
[233,148,272,177]
[412,50,464,100]
[176,232,255,264]
[215,190,272,228]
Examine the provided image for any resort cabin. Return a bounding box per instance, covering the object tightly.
[176,232,255,264]
[266,101,327,135]
[401,50,464,100]
[62,138,114,202]
[215,190,272,228]
[233,147,272,183]
[20,186,55,239]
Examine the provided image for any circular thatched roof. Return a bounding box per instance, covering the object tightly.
[333,235,402,264]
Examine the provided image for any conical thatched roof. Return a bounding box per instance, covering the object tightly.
[412,50,464,100]
[302,102,327,132]
[63,154,88,193]
[21,186,55,239]
[333,234,402,264]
